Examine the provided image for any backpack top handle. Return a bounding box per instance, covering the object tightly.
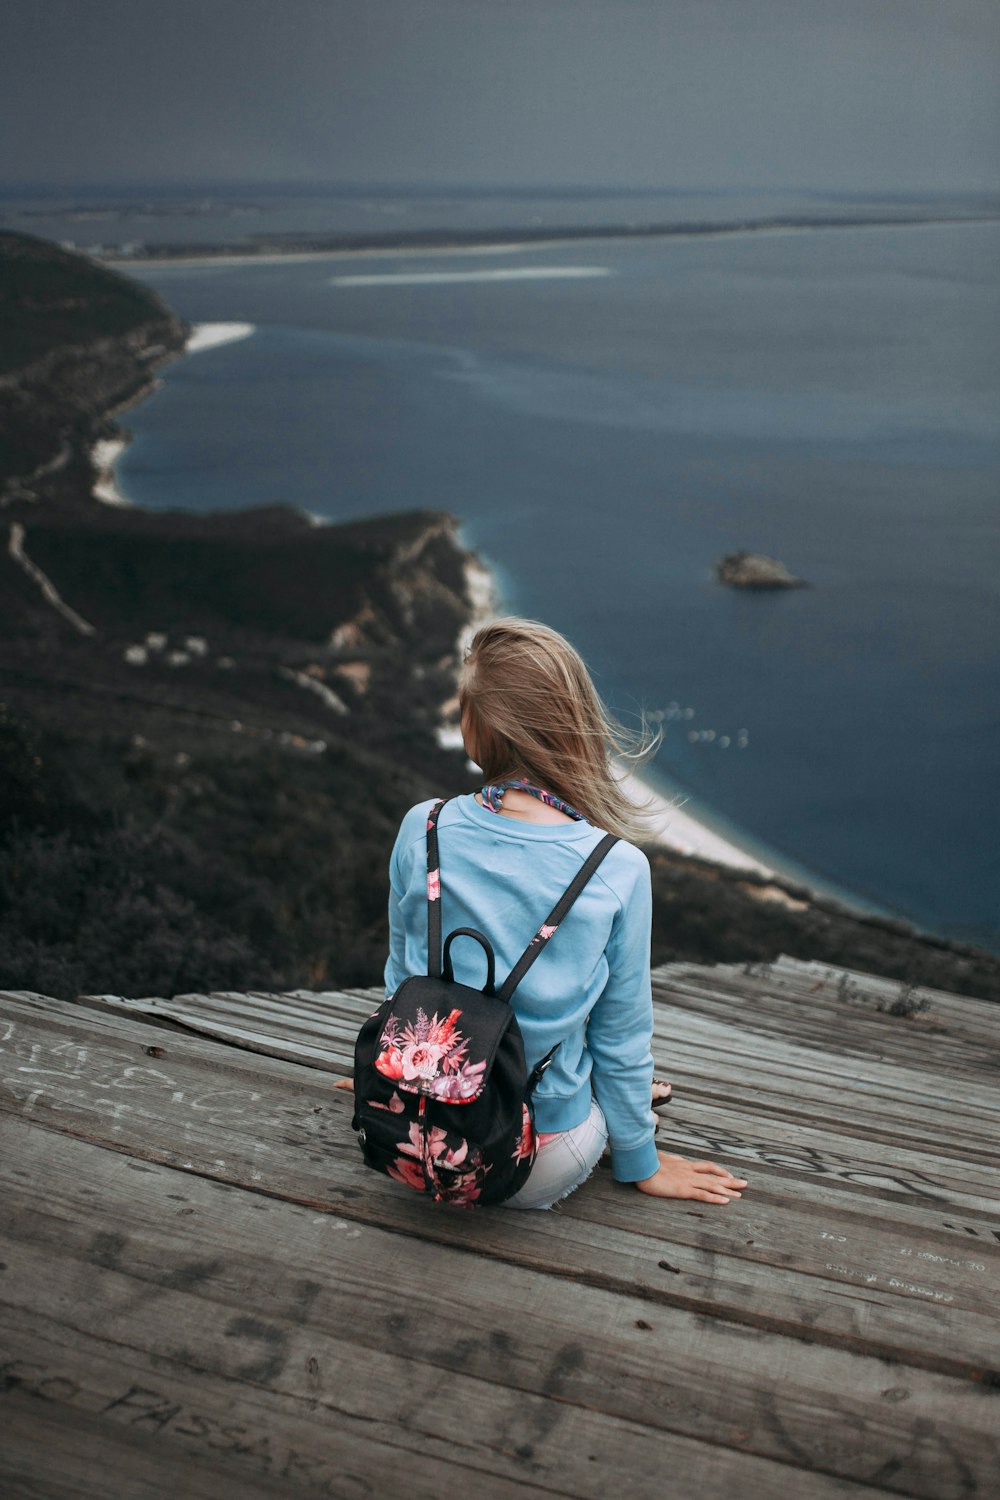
[424,796,619,1003]
[442,927,497,995]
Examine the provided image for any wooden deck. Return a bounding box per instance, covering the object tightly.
[2,956,998,1498]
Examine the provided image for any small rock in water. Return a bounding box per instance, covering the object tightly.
[716,550,807,590]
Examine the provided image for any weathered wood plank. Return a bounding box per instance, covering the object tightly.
[81,995,357,1072]
[2,1312,561,1500]
[4,1121,996,1499]
[1,1391,291,1500]
[656,1098,1000,1201]
[69,985,1000,1141]
[12,989,997,1205]
[651,963,1000,1070]
[2,999,998,1377]
[648,1015,1000,1113]
[648,980,995,1062]
[2,1315,910,1500]
[653,963,1000,1044]
[770,957,1000,1026]
[559,1177,1000,1312]
[668,957,996,1027]
[83,986,368,1039]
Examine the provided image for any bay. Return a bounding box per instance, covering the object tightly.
[114,220,1000,951]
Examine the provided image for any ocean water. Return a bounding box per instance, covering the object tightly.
[111,216,999,951]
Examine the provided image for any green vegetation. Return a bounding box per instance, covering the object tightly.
[0,703,466,1000]
[4,692,998,1003]
[0,231,185,501]
[0,230,172,374]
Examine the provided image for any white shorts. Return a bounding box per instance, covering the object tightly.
[504,1098,609,1211]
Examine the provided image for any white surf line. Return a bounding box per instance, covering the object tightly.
[329,266,612,287]
[8,522,96,637]
[91,437,131,507]
[186,321,256,354]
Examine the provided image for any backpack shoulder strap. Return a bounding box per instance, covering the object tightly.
[496,833,619,1003]
[425,797,449,978]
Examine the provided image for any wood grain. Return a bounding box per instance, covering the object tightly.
[3,955,999,1497]
[2,1117,997,1499]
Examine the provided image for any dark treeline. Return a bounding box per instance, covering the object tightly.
[0,702,454,999]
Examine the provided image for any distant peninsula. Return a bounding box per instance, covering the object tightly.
[2,230,998,1005]
[91,206,1000,266]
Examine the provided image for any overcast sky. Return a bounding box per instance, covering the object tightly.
[2,0,998,194]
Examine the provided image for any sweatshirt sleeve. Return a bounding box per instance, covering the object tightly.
[382,801,429,1000]
[586,853,660,1183]
[384,872,406,1001]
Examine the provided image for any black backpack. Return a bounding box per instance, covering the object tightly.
[352,797,618,1207]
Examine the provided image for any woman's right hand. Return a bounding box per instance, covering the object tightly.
[635,1150,747,1203]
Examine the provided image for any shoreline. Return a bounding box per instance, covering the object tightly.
[624,764,902,920]
[82,304,884,926]
[101,211,1000,272]
[446,563,828,897]
[449,562,887,914]
[619,768,775,879]
[91,322,257,506]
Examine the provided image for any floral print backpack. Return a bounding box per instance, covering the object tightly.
[352,797,618,1207]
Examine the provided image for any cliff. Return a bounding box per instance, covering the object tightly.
[0,497,480,999]
[0,233,482,997]
[1,232,998,1006]
[0,230,188,506]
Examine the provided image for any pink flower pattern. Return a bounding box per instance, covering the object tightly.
[375,1044,404,1080]
[512,1103,535,1164]
[375,1006,488,1103]
[368,1091,406,1114]
[389,1118,486,1206]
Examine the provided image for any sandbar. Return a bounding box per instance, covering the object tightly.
[186,322,255,354]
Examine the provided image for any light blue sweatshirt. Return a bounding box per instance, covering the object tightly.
[384,794,660,1183]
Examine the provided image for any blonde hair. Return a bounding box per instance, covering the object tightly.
[459,617,662,843]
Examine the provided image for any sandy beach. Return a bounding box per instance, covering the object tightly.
[618,769,777,879]
[91,437,131,506]
[444,553,781,883]
[185,321,255,354]
[433,738,782,883]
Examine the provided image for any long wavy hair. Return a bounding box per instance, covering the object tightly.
[458,617,661,843]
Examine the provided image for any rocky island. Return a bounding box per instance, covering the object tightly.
[716,549,807,589]
[2,230,998,1005]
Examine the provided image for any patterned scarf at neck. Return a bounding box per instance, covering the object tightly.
[481,779,586,821]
